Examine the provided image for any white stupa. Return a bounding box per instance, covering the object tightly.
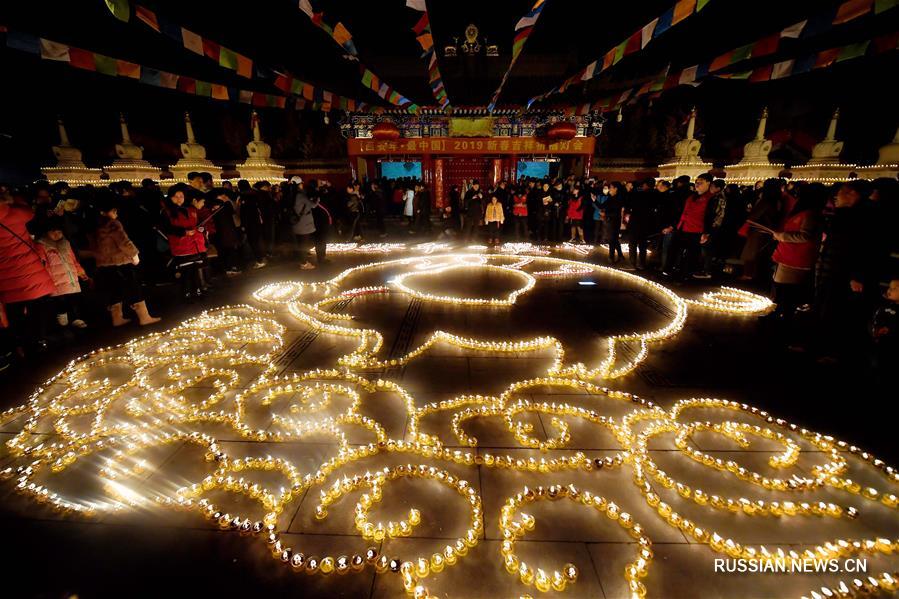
[857,125,899,180]
[790,109,859,182]
[41,118,104,184]
[723,107,785,184]
[167,112,222,183]
[233,110,285,183]
[102,113,162,182]
[657,107,713,180]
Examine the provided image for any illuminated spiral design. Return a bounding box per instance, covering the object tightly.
[2,247,892,599]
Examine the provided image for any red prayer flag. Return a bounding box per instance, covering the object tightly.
[252,92,267,107]
[177,77,196,94]
[709,50,734,72]
[752,34,780,58]
[211,84,229,100]
[116,60,141,78]
[274,75,291,92]
[236,54,252,78]
[833,0,874,24]
[412,13,429,35]
[814,47,841,68]
[202,39,220,61]
[873,31,899,53]
[749,64,774,82]
[135,5,160,31]
[624,30,642,55]
[68,47,96,71]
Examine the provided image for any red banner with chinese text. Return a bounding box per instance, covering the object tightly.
[348,137,595,156]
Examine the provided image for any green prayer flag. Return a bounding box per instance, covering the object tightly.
[697,0,713,11]
[728,70,752,80]
[732,43,753,63]
[837,41,870,62]
[104,0,130,22]
[875,0,898,13]
[291,79,303,95]
[612,40,628,65]
[94,53,118,75]
[195,80,212,96]
[361,70,373,87]
[219,47,238,70]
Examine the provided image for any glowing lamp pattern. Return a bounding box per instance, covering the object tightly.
[2,248,896,599]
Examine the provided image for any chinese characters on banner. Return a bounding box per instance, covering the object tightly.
[347,137,595,155]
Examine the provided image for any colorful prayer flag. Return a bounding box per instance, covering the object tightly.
[39,39,70,62]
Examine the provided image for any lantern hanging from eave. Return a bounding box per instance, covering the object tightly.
[546,121,576,140]
[371,121,400,140]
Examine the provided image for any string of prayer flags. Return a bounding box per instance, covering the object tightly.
[406,0,450,108]
[488,0,546,112]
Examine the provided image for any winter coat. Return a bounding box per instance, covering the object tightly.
[512,194,528,217]
[292,191,317,236]
[403,190,415,217]
[211,198,240,249]
[566,197,584,220]
[815,204,870,287]
[626,190,660,239]
[0,203,56,304]
[37,237,85,296]
[677,192,712,234]
[772,209,820,270]
[95,216,140,267]
[463,189,484,218]
[166,207,207,257]
[484,202,504,224]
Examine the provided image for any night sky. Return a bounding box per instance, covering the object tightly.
[1,1,896,182]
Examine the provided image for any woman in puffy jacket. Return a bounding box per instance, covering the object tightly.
[770,183,827,321]
[164,185,206,300]
[0,193,56,351]
[94,195,161,326]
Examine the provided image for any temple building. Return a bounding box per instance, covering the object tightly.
[41,118,104,185]
[657,108,713,180]
[102,114,162,182]
[234,111,286,183]
[167,112,223,183]
[723,107,785,184]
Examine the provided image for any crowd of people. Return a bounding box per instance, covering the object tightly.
[0,169,896,378]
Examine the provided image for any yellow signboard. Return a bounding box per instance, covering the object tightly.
[448,117,494,137]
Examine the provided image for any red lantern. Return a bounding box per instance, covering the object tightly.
[546,121,576,140]
[371,122,400,140]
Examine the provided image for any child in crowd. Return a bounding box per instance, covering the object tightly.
[36,218,88,328]
[164,185,207,300]
[484,194,504,245]
[95,197,161,326]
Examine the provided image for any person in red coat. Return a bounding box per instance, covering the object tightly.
[0,194,56,352]
[565,187,585,243]
[164,185,207,300]
[665,173,714,278]
[512,188,529,241]
[769,183,826,323]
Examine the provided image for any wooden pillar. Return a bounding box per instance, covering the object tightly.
[491,158,503,187]
[508,155,519,182]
